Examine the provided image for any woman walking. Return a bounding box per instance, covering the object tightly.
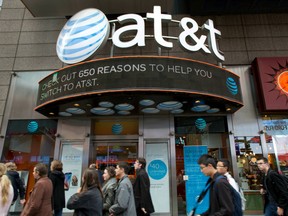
[102,166,117,216]
[49,160,65,216]
[67,168,103,215]
[0,163,14,216]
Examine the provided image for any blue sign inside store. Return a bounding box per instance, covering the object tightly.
[184,145,209,215]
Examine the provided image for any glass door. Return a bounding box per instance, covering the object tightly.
[174,116,229,215]
[91,140,138,176]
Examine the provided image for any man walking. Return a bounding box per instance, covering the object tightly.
[133,158,155,216]
[21,163,53,216]
[257,157,288,216]
[109,161,136,216]
[197,154,234,216]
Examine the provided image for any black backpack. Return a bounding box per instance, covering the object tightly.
[215,176,243,216]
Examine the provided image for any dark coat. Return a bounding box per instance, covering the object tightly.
[67,185,103,216]
[265,169,288,209]
[102,177,117,216]
[48,170,66,210]
[133,168,155,214]
[6,170,26,202]
[21,177,53,216]
[201,172,234,216]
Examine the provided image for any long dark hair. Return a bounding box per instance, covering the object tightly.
[80,168,102,196]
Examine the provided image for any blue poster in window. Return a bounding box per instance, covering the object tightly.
[184,146,209,215]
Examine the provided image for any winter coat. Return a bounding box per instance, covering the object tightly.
[265,168,288,210]
[201,172,234,216]
[102,177,117,216]
[21,177,53,216]
[6,170,26,202]
[109,175,136,216]
[67,185,103,216]
[133,168,155,214]
[48,170,66,211]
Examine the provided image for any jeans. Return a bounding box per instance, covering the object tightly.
[264,201,277,216]
[54,209,63,216]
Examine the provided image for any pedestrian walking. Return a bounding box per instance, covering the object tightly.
[133,158,154,216]
[5,162,26,206]
[197,154,234,216]
[21,163,53,216]
[0,163,14,216]
[67,168,103,215]
[109,161,136,216]
[49,160,65,216]
[257,157,288,216]
[102,166,117,216]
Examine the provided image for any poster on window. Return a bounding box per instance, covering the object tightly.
[146,143,170,213]
[184,145,209,215]
[61,142,83,212]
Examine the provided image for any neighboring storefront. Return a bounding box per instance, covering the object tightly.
[1,1,288,215]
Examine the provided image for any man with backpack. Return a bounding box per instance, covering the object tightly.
[217,159,246,211]
[197,154,239,216]
[257,157,288,216]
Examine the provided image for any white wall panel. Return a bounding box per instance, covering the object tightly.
[227,65,260,136]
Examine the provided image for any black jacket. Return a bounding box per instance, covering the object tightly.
[265,169,288,209]
[133,168,155,214]
[201,172,234,216]
[6,170,26,202]
[67,185,103,216]
[49,170,66,210]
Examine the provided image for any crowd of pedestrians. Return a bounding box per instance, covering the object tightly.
[0,158,154,216]
[2,154,287,216]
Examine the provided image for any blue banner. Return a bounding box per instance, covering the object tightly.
[184,146,209,215]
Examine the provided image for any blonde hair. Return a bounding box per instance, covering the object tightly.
[0,163,11,205]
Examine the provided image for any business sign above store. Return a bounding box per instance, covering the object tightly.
[35,56,242,117]
[252,57,288,114]
[56,6,224,64]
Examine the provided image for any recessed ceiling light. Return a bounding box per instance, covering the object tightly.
[157,101,183,110]
[191,105,210,112]
[90,107,115,115]
[99,101,114,108]
[118,111,131,115]
[141,108,160,114]
[49,112,54,115]
[74,103,80,107]
[115,103,134,111]
[139,99,155,106]
[226,107,231,111]
[59,112,72,116]
[66,108,85,114]
[171,109,184,114]
[206,108,220,113]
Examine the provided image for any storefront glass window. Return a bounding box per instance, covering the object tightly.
[263,119,288,175]
[92,140,137,175]
[234,136,263,190]
[174,116,229,214]
[1,119,57,202]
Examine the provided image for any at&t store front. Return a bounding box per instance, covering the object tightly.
[0,6,244,215]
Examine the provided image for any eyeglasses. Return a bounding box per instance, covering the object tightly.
[217,165,226,168]
[200,166,207,170]
[256,162,266,165]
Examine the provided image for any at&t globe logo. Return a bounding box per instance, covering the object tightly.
[56,8,110,64]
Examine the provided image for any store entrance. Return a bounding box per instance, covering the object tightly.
[91,139,138,177]
[174,116,230,215]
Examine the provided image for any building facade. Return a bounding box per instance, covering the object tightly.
[0,0,288,215]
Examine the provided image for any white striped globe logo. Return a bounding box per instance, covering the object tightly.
[56,8,110,64]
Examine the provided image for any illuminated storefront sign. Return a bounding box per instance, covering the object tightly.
[252,57,288,114]
[57,6,224,64]
[35,56,243,116]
